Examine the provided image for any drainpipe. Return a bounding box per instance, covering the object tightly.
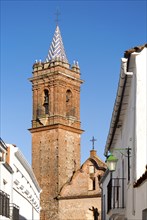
[121,58,133,76]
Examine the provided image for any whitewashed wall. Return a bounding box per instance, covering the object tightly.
[135,48,147,179]
[102,47,147,220]
[0,142,41,220]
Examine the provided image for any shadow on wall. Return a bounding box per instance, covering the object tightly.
[89,207,99,220]
[19,215,27,220]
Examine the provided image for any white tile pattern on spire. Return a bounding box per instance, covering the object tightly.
[46,25,68,63]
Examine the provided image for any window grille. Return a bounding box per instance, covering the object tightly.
[0,190,10,218]
[107,178,125,213]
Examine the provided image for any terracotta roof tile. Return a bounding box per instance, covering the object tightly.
[134,165,147,188]
[124,43,147,58]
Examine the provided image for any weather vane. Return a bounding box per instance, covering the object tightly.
[90,136,97,150]
[55,8,60,26]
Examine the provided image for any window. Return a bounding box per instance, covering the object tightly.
[88,178,96,191]
[0,150,5,162]
[0,190,10,218]
[43,90,49,114]
[142,208,147,220]
[66,90,72,103]
[89,165,95,174]
[107,178,125,213]
[93,178,96,190]
[66,90,75,117]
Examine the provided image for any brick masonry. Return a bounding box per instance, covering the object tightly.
[29,60,106,220]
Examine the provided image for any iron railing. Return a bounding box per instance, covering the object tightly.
[0,190,10,218]
[10,203,19,220]
[107,178,125,213]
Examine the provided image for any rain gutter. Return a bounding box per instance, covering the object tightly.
[104,57,133,156]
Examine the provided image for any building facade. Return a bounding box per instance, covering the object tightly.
[0,138,41,220]
[58,149,106,219]
[101,44,147,220]
[29,25,106,220]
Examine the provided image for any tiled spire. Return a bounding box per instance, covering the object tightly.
[46,25,68,63]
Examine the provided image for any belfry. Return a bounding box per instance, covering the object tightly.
[29,25,83,219]
[29,24,106,220]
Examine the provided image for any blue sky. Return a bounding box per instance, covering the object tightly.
[1,0,146,165]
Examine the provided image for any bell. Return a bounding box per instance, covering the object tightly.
[44,97,49,104]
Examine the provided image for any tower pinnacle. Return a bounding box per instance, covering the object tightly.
[46,25,68,63]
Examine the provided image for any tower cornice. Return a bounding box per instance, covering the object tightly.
[29,123,84,134]
[29,70,84,84]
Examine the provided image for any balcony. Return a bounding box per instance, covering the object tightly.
[0,190,10,218]
[10,203,19,220]
[107,178,126,217]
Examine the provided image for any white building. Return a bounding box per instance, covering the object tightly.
[0,138,41,220]
[101,44,147,220]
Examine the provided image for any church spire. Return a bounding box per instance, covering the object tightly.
[46,25,68,63]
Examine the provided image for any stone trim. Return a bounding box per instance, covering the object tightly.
[57,193,101,200]
[29,123,84,134]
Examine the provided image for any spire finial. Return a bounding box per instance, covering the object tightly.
[55,8,60,26]
[90,136,97,150]
[46,13,68,63]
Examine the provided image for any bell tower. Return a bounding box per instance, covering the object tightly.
[29,25,83,220]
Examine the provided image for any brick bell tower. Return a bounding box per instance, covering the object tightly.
[29,25,83,220]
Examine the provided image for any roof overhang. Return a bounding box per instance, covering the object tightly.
[104,44,147,157]
[104,58,132,156]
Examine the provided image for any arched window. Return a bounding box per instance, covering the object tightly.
[66,90,75,116]
[88,177,96,191]
[43,90,49,114]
